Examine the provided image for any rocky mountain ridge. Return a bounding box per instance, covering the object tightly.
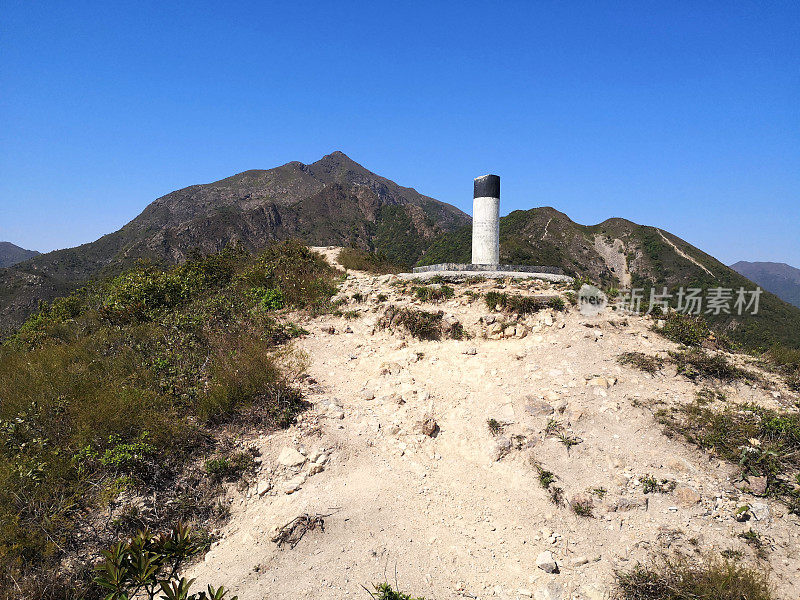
[0,152,468,333]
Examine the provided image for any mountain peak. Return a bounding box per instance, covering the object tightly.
[0,241,40,268]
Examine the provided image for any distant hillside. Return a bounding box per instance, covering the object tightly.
[731,261,800,309]
[418,208,800,350]
[0,152,469,332]
[0,242,39,268]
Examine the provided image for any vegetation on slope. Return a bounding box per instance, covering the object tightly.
[337,247,402,274]
[616,553,773,600]
[416,208,800,351]
[0,241,339,599]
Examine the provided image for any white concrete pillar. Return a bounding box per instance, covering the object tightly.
[471,174,500,265]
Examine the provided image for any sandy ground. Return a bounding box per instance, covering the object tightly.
[187,247,800,600]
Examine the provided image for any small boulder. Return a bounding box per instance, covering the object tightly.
[277,447,306,467]
[672,485,701,508]
[256,480,272,497]
[536,550,559,574]
[747,475,768,496]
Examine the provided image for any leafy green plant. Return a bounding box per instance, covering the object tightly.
[366,583,425,600]
[94,522,236,600]
[249,287,284,311]
[639,475,676,494]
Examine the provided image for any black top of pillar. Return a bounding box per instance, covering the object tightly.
[474,174,500,198]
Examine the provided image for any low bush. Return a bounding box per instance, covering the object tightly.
[377,306,465,341]
[656,313,711,347]
[413,285,454,303]
[94,522,236,600]
[337,248,401,274]
[204,451,256,483]
[618,352,664,374]
[669,349,759,382]
[485,291,553,315]
[763,345,800,391]
[615,553,773,600]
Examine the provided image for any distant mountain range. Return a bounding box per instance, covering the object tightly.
[0,242,39,268]
[731,261,800,309]
[2,151,799,350]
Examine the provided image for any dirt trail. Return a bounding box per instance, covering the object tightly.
[657,230,713,276]
[188,247,799,600]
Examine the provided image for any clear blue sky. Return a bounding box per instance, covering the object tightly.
[1,1,798,265]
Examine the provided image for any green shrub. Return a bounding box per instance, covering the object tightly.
[669,349,758,382]
[616,553,773,600]
[763,345,800,391]
[204,452,255,483]
[413,285,454,303]
[656,313,711,347]
[337,247,401,274]
[249,287,284,310]
[376,305,466,341]
[618,352,664,374]
[485,291,550,314]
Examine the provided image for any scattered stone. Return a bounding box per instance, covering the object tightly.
[281,474,307,494]
[525,400,555,416]
[750,502,771,524]
[488,323,504,339]
[536,550,559,573]
[672,485,701,508]
[534,580,563,600]
[579,583,610,600]
[608,497,648,512]
[359,389,376,400]
[380,362,402,376]
[464,346,478,355]
[587,377,609,388]
[747,475,768,496]
[419,417,439,437]
[256,480,272,497]
[277,447,307,467]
